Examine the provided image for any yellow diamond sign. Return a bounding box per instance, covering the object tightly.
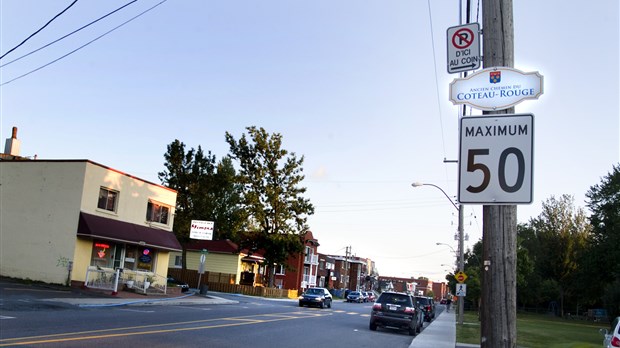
[455,271,468,283]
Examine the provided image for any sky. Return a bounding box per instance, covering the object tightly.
[1,0,618,282]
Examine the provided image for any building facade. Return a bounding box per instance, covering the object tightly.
[169,239,264,286]
[316,253,335,289]
[0,159,181,286]
[274,231,319,290]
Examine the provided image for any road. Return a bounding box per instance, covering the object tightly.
[0,283,432,348]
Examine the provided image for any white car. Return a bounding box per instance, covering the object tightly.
[600,316,620,347]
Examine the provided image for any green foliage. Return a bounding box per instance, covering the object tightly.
[462,244,482,309]
[585,164,620,317]
[225,126,314,286]
[519,195,591,316]
[158,140,245,267]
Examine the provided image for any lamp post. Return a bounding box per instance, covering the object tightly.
[412,182,465,325]
[436,242,457,255]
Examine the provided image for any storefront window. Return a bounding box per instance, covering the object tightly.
[91,241,115,268]
[90,242,156,272]
[136,247,155,272]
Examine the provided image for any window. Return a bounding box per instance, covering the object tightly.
[91,241,115,268]
[146,201,170,225]
[136,247,155,272]
[174,255,182,268]
[275,264,285,275]
[97,187,118,212]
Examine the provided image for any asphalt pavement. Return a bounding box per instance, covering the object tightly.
[2,279,476,347]
[45,290,473,347]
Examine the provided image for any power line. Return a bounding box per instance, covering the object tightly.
[0,0,79,60]
[426,0,448,164]
[1,0,138,68]
[1,0,168,86]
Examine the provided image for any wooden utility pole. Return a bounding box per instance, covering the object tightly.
[481,0,517,347]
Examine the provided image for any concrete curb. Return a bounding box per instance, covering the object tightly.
[44,292,238,307]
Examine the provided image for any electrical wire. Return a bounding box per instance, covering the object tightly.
[426,0,447,162]
[0,0,138,68]
[1,0,167,87]
[0,0,79,60]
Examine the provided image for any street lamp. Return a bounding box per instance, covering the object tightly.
[436,242,457,256]
[412,182,465,325]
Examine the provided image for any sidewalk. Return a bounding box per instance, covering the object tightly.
[44,288,238,308]
[409,309,480,348]
[409,310,456,348]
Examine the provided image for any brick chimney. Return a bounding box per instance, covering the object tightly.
[4,126,21,156]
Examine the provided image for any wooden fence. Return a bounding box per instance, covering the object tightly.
[167,268,290,298]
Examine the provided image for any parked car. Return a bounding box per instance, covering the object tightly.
[166,276,190,292]
[369,291,422,336]
[415,296,436,321]
[299,287,332,309]
[346,291,365,303]
[364,291,376,302]
[600,316,620,347]
[360,291,368,302]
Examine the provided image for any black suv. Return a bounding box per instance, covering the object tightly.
[415,296,436,321]
[299,287,332,308]
[369,291,422,336]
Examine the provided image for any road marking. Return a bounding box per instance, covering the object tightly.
[0,316,16,320]
[0,310,331,347]
[118,309,155,313]
[176,306,212,311]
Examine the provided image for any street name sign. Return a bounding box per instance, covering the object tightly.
[447,23,481,74]
[458,114,534,204]
[449,67,544,111]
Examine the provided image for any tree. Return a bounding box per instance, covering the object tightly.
[463,242,483,311]
[158,140,244,268]
[207,157,247,241]
[526,195,591,317]
[514,227,535,309]
[585,164,620,317]
[225,126,314,287]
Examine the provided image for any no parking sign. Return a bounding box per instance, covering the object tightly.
[447,23,481,74]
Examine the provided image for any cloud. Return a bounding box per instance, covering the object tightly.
[312,165,329,180]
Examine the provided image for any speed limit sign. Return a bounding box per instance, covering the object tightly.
[458,114,534,204]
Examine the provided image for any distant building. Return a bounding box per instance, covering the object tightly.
[274,231,319,290]
[377,275,447,299]
[316,253,335,289]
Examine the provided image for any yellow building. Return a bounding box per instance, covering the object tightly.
[169,239,264,286]
[0,159,181,287]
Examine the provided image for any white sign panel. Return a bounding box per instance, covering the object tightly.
[456,283,467,297]
[458,114,534,204]
[190,220,214,240]
[449,67,544,111]
[447,23,481,74]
